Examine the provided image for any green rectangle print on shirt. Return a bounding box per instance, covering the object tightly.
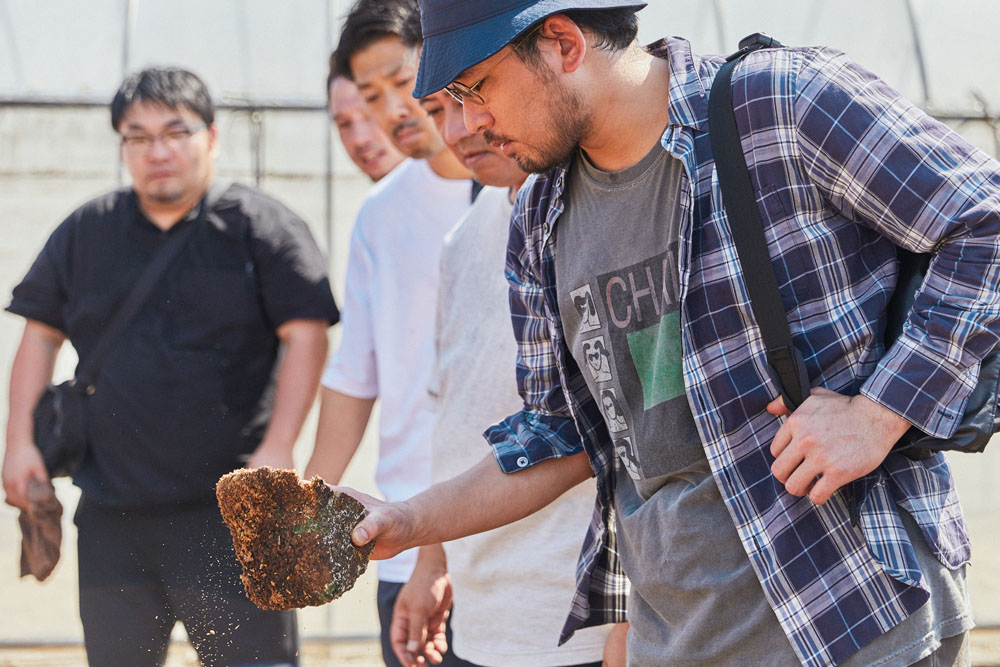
[627,310,686,411]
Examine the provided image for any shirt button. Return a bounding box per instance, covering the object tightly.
[542,223,549,234]
[516,456,529,468]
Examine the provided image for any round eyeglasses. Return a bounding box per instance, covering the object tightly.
[120,122,208,154]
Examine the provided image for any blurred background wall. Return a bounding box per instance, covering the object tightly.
[1,0,997,648]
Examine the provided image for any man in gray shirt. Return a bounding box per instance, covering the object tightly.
[334,1,1000,665]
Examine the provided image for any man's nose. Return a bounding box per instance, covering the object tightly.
[443,107,473,146]
[350,121,377,147]
[462,103,492,135]
[384,88,410,121]
[146,136,173,160]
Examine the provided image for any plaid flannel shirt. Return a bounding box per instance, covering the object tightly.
[484,37,1000,667]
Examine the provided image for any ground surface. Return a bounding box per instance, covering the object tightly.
[1,631,999,666]
[0,638,383,666]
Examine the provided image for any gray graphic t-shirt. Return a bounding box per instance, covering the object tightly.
[554,141,801,664]
[555,140,702,499]
[553,140,970,665]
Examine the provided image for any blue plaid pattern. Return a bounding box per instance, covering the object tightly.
[483,37,997,666]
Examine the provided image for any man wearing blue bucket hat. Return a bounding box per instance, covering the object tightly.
[336,2,1000,665]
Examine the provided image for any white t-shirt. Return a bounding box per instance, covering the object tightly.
[429,186,612,666]
[323,158,471,582]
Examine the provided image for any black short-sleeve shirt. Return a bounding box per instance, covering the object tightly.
[8,183,339,506]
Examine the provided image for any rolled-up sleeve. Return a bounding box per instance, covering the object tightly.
[248,198,340,329]
[484,184,585,472]
[793,48,1000,437]
[8,216,73,332]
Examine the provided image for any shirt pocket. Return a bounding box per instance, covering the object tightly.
[167,265,262,351]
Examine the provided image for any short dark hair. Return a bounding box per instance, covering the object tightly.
[332,0,420,81]
[110,67,214,131]
[399,3,423,49]
[517,8,640,65]
[326,52,347,100]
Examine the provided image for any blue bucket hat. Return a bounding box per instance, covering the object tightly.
[414,0,647,98]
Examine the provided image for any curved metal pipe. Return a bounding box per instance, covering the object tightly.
[903,0,931,108]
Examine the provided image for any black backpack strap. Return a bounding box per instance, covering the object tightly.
[707,34,812,410]
[74,183,229,388]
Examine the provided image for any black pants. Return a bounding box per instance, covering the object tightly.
[76,498,298,666]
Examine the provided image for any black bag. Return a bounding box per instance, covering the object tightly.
[884,251,1000,454]
[33,380,91,478]
[30,186,221,477]
[709,34,999,455]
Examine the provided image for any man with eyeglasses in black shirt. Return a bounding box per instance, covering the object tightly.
[2,67,339,666]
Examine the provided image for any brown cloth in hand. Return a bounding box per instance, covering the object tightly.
[19,477,63,581]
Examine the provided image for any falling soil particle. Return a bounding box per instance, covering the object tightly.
[216,467,374,610]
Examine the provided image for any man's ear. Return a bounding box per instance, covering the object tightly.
[208,123,220,157]
[538,14,587,74]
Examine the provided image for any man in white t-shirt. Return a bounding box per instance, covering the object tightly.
[304,1,471,664]
[384,22,626,666]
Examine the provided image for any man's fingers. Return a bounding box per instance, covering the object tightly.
[766,395,790,416]
[3,448,51,510]
[351,504,397,548]
[327,488,411,559]
[407,609,429,659]
[769,418,793,460]
[2,477,28,509]
[390,608,415,667]
[767,389,899,506]
[808,474,841,506]
[769,436,803,484]
[327,484,381,510]
[422,642,444,664]
[782,459,823,497]
[430,628,449,655]
[391,639,415,666]
[352,516,376,546]
[328,484,383,547]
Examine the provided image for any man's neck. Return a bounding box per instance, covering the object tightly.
[138,184,210,231]
[425,146,473,180]
[508,177,528,204]
[578,44,672,173]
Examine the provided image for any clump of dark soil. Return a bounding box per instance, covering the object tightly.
[216,467,374,610]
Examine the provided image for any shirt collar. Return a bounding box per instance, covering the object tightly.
[128,185,216,234]
[648,36,710,134]
[539,37,707,236]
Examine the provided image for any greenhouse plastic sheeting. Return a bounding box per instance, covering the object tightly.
[1,0,998,115]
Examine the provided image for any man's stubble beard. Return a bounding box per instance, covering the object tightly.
[147,189,185,204]
[489,71,589,174]
[143,182,186,204]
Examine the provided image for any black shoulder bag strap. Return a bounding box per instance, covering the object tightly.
[707,34,811,409]
[73,183,227,390]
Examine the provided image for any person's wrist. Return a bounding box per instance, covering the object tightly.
[257,435,295,453]
[415,544,447,571]
[5,437,39,453]
[855,395,911,444]
[395,498,424,552]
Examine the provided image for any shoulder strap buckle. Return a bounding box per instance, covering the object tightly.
[727,32,784,61]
